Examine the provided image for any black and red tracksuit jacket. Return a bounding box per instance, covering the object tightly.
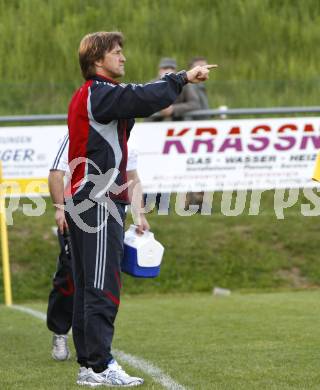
[67,72,187,203]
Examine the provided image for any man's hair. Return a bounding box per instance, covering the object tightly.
[79,32,124,80]
[188,56,207,69]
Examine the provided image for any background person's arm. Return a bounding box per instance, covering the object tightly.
[161,84,201,118]
[172,83,201,117]
[48,169,68,233]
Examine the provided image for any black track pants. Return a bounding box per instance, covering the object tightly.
[66,201,125,372]
[47,231,74,335]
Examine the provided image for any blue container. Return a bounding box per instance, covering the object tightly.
[122,245,160,278]
[121,225,164,278]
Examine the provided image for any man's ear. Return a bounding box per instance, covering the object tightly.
[94,59,104,68]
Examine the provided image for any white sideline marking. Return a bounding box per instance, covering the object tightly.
[114,350,187,390]
[11,304,46,321]
[9,305,187,390]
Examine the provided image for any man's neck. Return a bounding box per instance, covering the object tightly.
[95,72,118,84]
[95,67,120,81]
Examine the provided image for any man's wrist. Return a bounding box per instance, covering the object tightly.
[177,70,189,85]
[54,203,65,211]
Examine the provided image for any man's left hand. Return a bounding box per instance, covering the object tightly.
[135,214,150,235]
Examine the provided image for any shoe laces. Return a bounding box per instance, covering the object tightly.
[53,335,67,353]
[107,361,130,379]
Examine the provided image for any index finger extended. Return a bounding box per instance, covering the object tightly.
[205,64,218,69]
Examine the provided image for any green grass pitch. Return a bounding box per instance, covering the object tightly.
[1,291,320,389]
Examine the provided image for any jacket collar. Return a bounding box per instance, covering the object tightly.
[91,73,119,84]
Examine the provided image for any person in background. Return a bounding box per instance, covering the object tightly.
[149,57,201,121]
[47,135,149,362]
[146,57,201,209]
[185,56,212,211]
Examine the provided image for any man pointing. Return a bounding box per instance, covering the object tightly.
[66,31,217,387]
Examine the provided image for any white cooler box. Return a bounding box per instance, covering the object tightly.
[122,225,164,278]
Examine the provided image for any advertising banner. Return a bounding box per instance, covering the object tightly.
[130,117,320,192]
[0,126,66,196]
[1,117,320,196]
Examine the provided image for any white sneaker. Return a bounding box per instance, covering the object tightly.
[52,334,71,361]
[83,360,144,387]
[77,367,89,386]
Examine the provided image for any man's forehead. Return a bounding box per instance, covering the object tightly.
[109,44,123,53]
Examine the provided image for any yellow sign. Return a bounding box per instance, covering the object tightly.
[0,161,13,305]
[312,153,320,182]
